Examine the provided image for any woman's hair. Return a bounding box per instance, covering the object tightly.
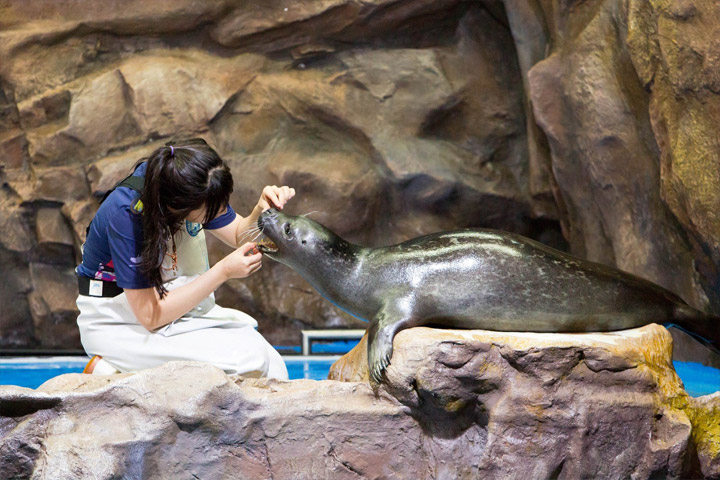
[135,138,233,298]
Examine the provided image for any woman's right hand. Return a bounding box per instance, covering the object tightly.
[221,242,262,279]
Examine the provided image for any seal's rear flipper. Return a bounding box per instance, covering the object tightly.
[666,321,719,350]
[670,304,720,351]
[665,306,720,369]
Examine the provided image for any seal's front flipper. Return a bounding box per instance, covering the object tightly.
[367,318,391,386]
[367,301,415,386]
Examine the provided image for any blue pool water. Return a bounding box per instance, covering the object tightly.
[308,339,360,354]
[1,358,718,396]
[0,357,338,389]
[672,361,720,397]
[275,339,360,355]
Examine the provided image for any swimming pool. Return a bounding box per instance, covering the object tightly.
[0,356,339,389]
[1,357,718,396]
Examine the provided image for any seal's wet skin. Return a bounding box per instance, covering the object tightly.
[258,209,720,384]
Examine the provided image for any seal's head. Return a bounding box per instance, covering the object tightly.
[257,209,355,273]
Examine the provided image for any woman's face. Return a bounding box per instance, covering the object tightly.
[167,205,206,224]
[185,206,207,224]
[183,205,229,224]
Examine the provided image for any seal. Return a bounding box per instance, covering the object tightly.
[257,209,720,383]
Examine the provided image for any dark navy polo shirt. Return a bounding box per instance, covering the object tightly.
[76,162,236,289]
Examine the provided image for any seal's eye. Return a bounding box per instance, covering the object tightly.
[283,223,292,237]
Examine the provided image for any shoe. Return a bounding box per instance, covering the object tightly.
[83,355,120,375]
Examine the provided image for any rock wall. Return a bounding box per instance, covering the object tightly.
[0,0,719,350]
[522,0,720,312]
[2,325,719,478]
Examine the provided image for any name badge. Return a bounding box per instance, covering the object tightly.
[89,280,104,297]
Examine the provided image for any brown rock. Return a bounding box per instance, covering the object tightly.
[0,188,34,254]
[85,145,157,197]
[503,0,557,220]
[35,208,75,264]
[628,0,720,311]
[0,184,36,347]
[0,1,241,101]
[328,333,369,382]
[0,248,34,348]
[0,0,235,34]
[0,83,22,133]
[0,34,100,105]
[118,53,263,140]
[31,166,90,203]
[28,68,138,166]
[210,0,362,50]
[61,199,98,245]
[24,52,263,167]
[18,89,71,129]
[526,1,706,309]
[62,70,139,157]
[1,0,718,358]
[28,263,81,348]
[0,129,30,170]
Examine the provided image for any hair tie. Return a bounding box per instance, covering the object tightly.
[169,145,174,157]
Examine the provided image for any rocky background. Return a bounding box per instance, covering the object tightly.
[0,0,718,350]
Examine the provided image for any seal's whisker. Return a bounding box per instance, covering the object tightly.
[237,233,257,244]
[237,229,263,244]
[250,230,264,242]
[240,225,260,233]
[300,210,320,218]
[237,226,261,238]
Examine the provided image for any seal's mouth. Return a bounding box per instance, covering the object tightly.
[257,237,279,254]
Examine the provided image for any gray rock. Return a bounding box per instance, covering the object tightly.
[0,363,424,479]
[331,325,719,478]
[2,325,718,478]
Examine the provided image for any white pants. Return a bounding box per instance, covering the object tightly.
[76,277,288,380]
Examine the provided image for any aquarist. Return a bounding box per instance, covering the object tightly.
[75,138,295,378]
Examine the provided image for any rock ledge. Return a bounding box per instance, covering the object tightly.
[0,324,718,479]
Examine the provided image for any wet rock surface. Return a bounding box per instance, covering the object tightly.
[1,325,719,479]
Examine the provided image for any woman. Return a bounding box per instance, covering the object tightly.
[75,138,293,379]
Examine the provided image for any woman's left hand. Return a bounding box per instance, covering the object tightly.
[257,185,296,211]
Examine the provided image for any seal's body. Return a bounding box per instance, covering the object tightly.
[258,209,719,383]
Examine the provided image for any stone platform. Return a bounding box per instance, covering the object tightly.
[1,324,718,479]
